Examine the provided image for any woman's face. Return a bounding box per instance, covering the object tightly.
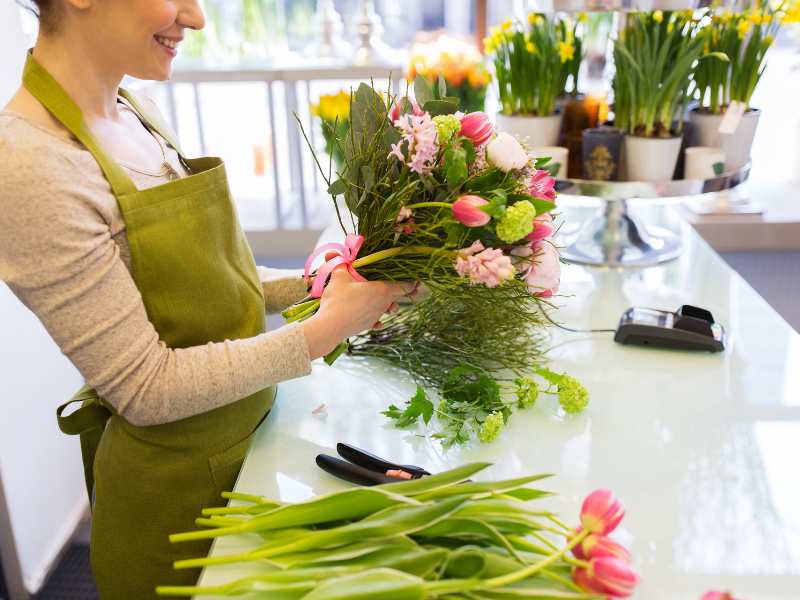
[70,0,205,80]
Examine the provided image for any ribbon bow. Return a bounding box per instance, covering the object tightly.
[304,234,368,298]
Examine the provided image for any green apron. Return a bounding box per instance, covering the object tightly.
[23,53,276,598]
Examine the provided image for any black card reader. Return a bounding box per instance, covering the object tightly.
[614,305,725,352]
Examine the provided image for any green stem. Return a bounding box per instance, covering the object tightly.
[405,201,453,210]
[478,528,589,589]
[284,300,320,324]
[541,567,584,592]
[352,245,449,269]
[156,584,226,597]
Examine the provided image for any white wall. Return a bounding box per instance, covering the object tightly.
[0,4,89,595]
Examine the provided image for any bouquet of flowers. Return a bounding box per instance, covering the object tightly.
[407,34,491,113]
[693,1,795,114]
[285,76,587,446]
[310,90,351,170]
[484,14,576,117]
[160,466,639,599]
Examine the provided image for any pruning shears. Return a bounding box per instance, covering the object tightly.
[316,443,431,486]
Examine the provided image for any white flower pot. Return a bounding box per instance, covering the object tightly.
[623,135,682,182]
[495,112,564,148]
[688,108,760,171]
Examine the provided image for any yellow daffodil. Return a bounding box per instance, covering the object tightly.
[525,40,537,54]
[577,12,588,23]
[763,34,774,47]
[311,90,351,122]
[483,36,496,53]
[668,21,674,33]
[527,12,544,26]
[653,10,663,23]
[558,41,575,63]
[501,18,513,32]
[737,18,751,39]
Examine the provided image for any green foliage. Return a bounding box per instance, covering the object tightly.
[613,11,726,137]
[383,386,434,427]
[693,4,783,113]
[159,463,596,599]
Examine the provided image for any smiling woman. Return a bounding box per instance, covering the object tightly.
[0,1,414,598]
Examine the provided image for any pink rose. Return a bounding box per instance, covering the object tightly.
[459,111,494,146]
[452,195,491,227]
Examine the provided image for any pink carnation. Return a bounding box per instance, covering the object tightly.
[528,169,556,201]
[455,241,515,288]
[525,239,560,297]
[389,113,439,176]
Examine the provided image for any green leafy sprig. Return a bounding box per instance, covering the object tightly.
[383,364,589,447]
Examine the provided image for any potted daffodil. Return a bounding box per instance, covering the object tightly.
[484,13,574,147]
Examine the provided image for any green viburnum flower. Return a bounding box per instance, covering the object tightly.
[478,411,504,443]
[433,114,461,143]
[558,375,589,414]
[515,377,539,409]
[495,200,536,243]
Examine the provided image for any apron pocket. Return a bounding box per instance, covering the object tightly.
[208,430,256,493]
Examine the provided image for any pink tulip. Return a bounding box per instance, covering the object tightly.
[573,557,639,598]
[700,592,740,600]
[528,168,557,201]
[581,489,625,535]
[525,213,555,243]
[525,240,560,297]
[390,98,424,123]
[580,534,632,562]
[452,195,491,227]
[459,111,494,146]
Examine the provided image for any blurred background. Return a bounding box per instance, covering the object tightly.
[1,1,799,599]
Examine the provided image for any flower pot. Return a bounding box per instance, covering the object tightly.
[495,112,564,148]
[623,135,682,182]
[688,108,760,171]
[684,147,726,180]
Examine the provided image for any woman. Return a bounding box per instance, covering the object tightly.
[0,1,413,597]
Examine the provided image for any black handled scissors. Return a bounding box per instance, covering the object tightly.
[316,443,431,486]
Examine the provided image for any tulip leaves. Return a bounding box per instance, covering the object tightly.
[158,464,599,599]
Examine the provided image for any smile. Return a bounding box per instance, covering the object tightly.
[154,35,180,51]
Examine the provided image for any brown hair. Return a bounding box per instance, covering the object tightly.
[19,1,60,34]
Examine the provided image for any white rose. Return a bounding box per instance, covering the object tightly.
[486,132,529,172]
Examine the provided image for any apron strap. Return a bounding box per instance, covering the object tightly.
[118,88,186,159]
[57,385,113,506]
[21,51,138,197]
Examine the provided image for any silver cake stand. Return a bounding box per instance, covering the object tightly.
[554,163,751,268]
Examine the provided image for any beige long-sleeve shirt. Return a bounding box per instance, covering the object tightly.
[0,108,312,426]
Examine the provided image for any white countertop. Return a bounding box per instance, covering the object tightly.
[194,224,800,599]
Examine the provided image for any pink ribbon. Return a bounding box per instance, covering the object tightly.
[304,234,368,298]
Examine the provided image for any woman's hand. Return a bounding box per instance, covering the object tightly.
[301,269,416,360]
